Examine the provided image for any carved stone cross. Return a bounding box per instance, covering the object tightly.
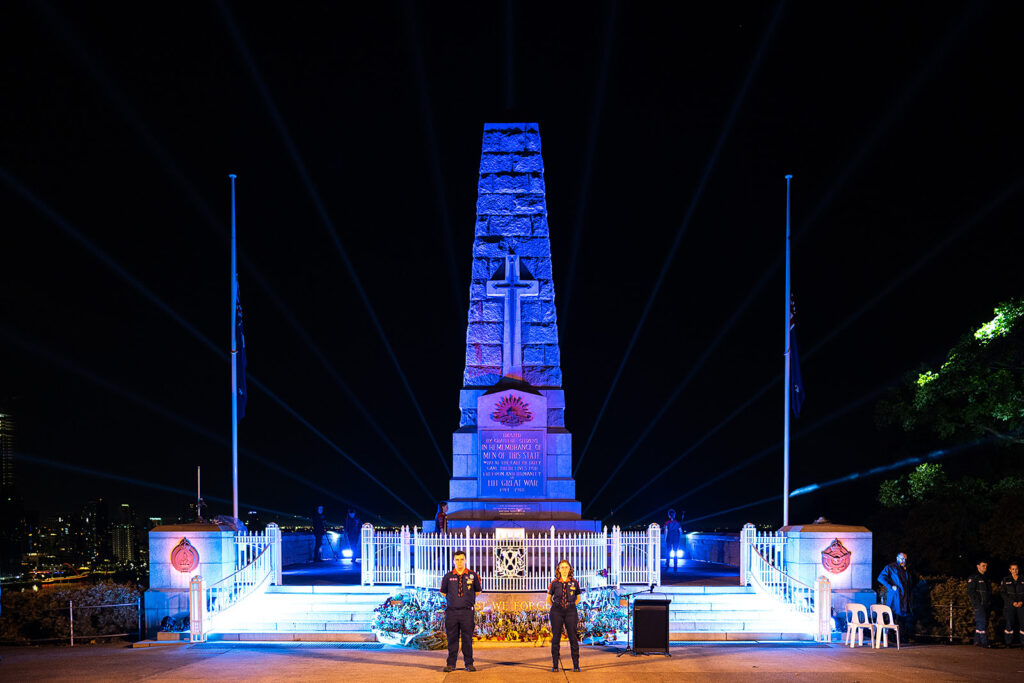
[486,255,539,379]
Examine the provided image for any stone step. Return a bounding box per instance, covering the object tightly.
[668,609,789,619]
[655,585,753,594]
[670,632,814,641]
[224,621,373,632]
[208,632,378,642]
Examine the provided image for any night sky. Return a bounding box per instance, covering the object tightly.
[3,2,1022,528]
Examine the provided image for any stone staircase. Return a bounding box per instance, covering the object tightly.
[204,584,815,642]
[657,585,816,641]
[207,585,391,642]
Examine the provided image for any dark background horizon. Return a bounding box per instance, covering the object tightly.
[2,1,1022,529]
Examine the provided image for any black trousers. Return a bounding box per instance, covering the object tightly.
[1004,604,1024,644]
[550,606,579,665]
[445,609,474,667]
[973,606,989,646]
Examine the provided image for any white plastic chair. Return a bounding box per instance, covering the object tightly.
[845,603,875,647]
[870,604,900,650]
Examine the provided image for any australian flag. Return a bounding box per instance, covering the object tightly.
[235,275,247,419]
[790,294,804,417]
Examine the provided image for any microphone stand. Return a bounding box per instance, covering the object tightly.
[616,583,659,657]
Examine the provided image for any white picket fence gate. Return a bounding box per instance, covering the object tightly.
[361,523,661,590]
[189,524,282,643]
[739,523,831,642]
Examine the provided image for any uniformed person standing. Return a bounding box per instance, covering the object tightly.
[967,560,992,647]
[547,559,584,672]
[1001,562,1024,647]
[440,550,481,672]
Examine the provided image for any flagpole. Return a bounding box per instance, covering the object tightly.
[230,173,239,521]
[783,174,792,528]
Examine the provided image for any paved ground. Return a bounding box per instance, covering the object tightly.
[281,558,739,588]
[3,641,1023,681]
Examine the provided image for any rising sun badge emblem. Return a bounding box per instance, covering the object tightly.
[491,395,533,426]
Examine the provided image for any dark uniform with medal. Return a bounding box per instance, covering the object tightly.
[440,552,481,672]
[548,576,584,670]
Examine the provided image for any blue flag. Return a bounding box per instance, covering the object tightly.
[235,276,247,419]
[790,295,804,417]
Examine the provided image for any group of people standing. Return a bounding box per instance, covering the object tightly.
[877,552,1024,648]
[311,505,363,561]
[439,552,584,673]
[967,560,1024,648]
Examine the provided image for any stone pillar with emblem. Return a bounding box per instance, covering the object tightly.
[780,520,875,616]
[436,123,598,532]
[143,521,237,638]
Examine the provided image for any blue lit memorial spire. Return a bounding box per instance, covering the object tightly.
[443,124,596,531]
[463,123,563,391]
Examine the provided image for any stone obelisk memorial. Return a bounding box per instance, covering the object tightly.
[442,123,599,532]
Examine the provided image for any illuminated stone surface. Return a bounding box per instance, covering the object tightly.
[439,124,596,531]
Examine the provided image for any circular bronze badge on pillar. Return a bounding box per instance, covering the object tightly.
[170,538,200,573]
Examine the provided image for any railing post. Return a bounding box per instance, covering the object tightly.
[69,600,74,646]
[189,575,206,643]
[412,526,420,588]
[400,525,411,587]
[361,523,374,586]
[815,575,832,642]
[266,523,282,586]
[740,523,755,586]
[602,526,608,587]
[611,525,620,588]
[550,526,556,577]
[647,523,661,586]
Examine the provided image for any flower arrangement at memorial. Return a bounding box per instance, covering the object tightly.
[473,604,552,643]
[370,589,447,648]
[577,587,629,643]
[371,586,629,647]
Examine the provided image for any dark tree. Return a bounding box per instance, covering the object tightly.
[879,297,1024,446]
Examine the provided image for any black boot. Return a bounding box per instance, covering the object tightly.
[551,662,559,672]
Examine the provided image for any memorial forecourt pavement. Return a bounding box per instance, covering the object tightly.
[3,641,1024,681]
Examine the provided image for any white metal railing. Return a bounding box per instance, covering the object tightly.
[189,523,281,643]
[361,523,661,591]
[361,524,405,586]
[740,522,831,641]
[616,524,660,587]
[746,539,815,614]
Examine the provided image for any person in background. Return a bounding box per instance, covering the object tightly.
[877,552,917,641]
[344,509,362,560]
[663,509,684,570]
[435,500,449,534]
[1001,562,1024,647]
[547,559,583,672]
[439,550,481,672]
[312,505,326,562]
[967,560,992,647]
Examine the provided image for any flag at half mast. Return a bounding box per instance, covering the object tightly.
[234,275,247,419]
[789,293,804,417]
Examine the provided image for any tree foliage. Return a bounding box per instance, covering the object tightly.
[874,465,1024,576]
[878,463,949,508]
[0,582,139,643]
[879,297,1024,445]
